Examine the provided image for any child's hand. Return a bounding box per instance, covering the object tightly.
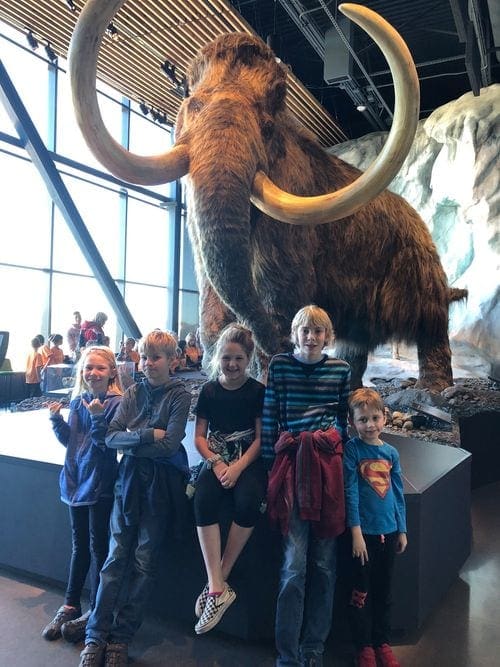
[213,461,229,484]
[46,401,63,416]
[220,461,242,488]
[352,534,369,565]
[82,398,108,415]
[153,429,167,441]
[396,532,407,554]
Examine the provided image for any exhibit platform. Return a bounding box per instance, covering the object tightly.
[0,408,471,640]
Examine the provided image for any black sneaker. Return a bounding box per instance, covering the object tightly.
[302,654,323,667]
[194,582,209,618]
[79,643,105,667]
[194,586,236,634]
[42,605,81,641]
[61,609,91,643]
[104,642,128,666]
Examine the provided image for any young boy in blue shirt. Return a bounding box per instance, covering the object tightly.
[344,388,407,667]
[78,330,191,667]
[263,305,351,667]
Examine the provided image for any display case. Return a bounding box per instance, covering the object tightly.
[116,361,135,389]
[44,364,75,397]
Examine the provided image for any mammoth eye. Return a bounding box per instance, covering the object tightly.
[187,97,205,114]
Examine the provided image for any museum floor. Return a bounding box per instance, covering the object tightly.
[0,479,498,667]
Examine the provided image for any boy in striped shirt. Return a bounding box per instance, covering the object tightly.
[263,305,351,667]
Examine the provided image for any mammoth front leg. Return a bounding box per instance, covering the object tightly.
[198,279,236,364]
[334,342,369,390]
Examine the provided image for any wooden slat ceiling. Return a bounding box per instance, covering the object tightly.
[0,0,348,146]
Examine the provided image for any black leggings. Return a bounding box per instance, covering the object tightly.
[64,498,113,609]
[194,459,266,528]
[348,531,398,649]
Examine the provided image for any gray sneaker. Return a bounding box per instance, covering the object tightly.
[194,582,209,618]
[61,609,91,643]
[104,642,128,666]
[79,643,105,667]
[194,585,236,634]
[42,605,81,641]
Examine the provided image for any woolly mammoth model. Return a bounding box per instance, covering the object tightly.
[69,1,464,390]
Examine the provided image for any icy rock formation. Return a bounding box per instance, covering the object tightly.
[330,84,499,363]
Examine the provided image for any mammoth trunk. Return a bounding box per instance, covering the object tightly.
[186,102,278,354]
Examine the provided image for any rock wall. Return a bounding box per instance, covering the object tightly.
[330,84,499,363]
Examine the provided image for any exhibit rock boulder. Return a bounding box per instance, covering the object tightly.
[330,84,499,365]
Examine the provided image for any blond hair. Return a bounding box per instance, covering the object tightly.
[139,330,178,359]
[290,305,334,346]
[72,346,123,399]
[348,387,385,419]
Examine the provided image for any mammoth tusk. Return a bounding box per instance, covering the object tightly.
[250,2,420,224]
[69,0,188,186]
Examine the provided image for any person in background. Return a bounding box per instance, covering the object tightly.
[25,336,43,397]
[78,330,191,667]
[116,337,140,369]
[79,312,108,348]
[42,346,123,644]
[184,331,203,369]
[67,311,82,362]
[193,324,266,635]
[344,388,407,667]
[41,334,64,392]
[263,304,351,667]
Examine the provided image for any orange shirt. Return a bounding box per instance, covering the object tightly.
[46,347,64,366]
[26,350,43,384]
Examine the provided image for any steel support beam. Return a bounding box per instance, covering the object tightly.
[0,58,141,339]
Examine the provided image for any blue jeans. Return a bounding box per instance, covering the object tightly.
[85,490,164,646]
[275,506,337,666]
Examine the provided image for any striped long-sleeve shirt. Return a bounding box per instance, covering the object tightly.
[261,352,351,467]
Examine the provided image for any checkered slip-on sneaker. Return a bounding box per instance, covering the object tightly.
[104,642,129,666]
[194,585,236,634]
[195,583,210,618]
[78,643,106,667]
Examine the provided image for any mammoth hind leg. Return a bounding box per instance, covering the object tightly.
[334,343,368,390]
[416,337,453,392]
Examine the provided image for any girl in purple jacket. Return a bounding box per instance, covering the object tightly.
[42,346,123,644]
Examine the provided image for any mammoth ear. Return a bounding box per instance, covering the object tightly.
[267,80,287,115]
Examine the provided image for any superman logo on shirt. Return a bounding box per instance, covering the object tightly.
[359,459,392,498]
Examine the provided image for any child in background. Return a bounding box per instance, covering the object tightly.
[117,337,140,369]
[41,334,65,392]
[42,346,123,643]
[185,331,203,369]
[344,388,407,667]
[193,324,266,634]
[263,305,350,667]
[25,336,43,397]
[78,330,191,667]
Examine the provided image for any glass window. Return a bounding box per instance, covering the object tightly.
[0,153,52,267]
[178,290,199,339]
[56,71,123,168]
[0,265,49,371]
[123,283,169,335]
[0,37,50,143]
[129,111,174,198]
[52,175,123,277]
[125,199,172,285]
[180,216,197,291]
[51,273,118,355]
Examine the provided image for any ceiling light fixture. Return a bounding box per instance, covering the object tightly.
[44,42,58,63]
[160,59,178,86]
[65,0,77,11]
[139,101,149,116]
[26,30,38,50]
[106,22,119,41]
[356,104,367,112]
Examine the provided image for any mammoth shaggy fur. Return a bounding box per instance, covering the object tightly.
[175,33,465,391]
